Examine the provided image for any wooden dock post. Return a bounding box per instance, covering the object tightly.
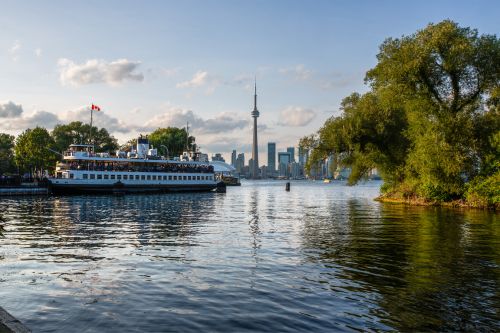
[285,182,290,191]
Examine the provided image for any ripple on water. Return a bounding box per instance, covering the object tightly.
[0,181,498,332]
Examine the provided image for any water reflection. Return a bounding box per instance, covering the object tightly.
[300,200,499,331]
[0,182,498,332]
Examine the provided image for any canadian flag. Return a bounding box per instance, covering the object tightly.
[91,104,101,111]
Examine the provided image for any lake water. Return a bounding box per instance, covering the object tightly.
[0,180,498,332]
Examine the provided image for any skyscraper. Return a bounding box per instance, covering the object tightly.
[231,149,237,167]
[251,80,260,179]
[267,142,276,172]
[287,147,295,163]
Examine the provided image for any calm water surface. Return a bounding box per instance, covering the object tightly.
[0,181,498,332]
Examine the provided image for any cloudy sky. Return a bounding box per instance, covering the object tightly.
[0,0,498,163]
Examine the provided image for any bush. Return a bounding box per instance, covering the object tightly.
[465,171,500,208]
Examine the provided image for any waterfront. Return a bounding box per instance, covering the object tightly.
[0,181,498,332]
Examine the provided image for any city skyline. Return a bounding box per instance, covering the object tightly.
[0,1,497,164]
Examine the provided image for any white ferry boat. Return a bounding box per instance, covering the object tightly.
[48,136,218,194]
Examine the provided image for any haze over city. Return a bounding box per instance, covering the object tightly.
[0,0,497,163]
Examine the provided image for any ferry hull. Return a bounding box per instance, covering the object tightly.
[49,182,217,194]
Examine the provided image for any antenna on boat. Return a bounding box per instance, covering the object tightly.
[186,121,190,151]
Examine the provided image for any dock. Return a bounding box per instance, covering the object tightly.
[0,307,30,333]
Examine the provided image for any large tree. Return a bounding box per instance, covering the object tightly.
[51,121,119,153]
[304,20,499,205]
[147,127,195,158]
[15,127,59,176]
[0,133,16,175]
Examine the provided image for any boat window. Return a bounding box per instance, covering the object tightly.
[104,175,109,180]
[173,176,177,180]
[147,175,151,180]
[187,176,191,180]
[97,174,102,179]
[163,175,167,180]
[123,175,128,180]
[183,176,187,180]
[152,175,156,180]
[90,174,95,179]
[141,175,145,180]
[117,175,122,180]
[83,174,88,179]
[69,173,74,179]
[135,175,140,180]
[111,175,115,180]
[197,176,200,180]
[168,175,172,180]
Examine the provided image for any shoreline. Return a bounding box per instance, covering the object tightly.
[375,195,498,211]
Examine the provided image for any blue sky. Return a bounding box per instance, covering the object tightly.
[0,0,498,162]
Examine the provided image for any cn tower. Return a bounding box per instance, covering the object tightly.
[251,80,260,179]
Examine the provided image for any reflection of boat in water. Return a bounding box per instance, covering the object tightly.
[49,136,218,194]
[323,178,331,183]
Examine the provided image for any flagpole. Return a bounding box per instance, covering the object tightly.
[89,105,93,151]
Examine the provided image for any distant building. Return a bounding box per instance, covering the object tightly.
[236,153,245,174]
[267,142,276,173]
[260,165,268,179]
[298,146,306,166]
[287,147,295,163]
[231,150,237,167]
[290,162,301,179]
[212,153,225,162]
[278,152,292,177]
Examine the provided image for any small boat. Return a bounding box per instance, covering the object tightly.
[323,178,331,183]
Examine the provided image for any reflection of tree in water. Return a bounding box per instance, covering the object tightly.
[300,200,500,331]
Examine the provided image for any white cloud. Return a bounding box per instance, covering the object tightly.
[1,110,60,130]
[9,40,21,61]
[278,106,316,127]
[279,64,312,81]
[63,106,132,133]
[176,70,220,95]
[0,101,24,118]
[176,71,209,88]
[143,107,249,134]
[58,58,144,86]
[35,48,42,57]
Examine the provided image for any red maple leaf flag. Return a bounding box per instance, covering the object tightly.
[91,104,101,111]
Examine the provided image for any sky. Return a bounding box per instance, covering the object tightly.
[0,0,498,163]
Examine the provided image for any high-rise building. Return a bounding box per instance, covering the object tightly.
[287,147,295,163]
[278,152,292,177]
[267,142,276,172]
[251,80,260,179]
[231,150,237,167]
[298,146,306,166]
[212,153,225,162]
[236,153,245,174]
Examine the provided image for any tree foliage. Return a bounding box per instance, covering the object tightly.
[0,133,16,174]
[147,127,195,158]
[51,121,119,153]
[14,127,59,176]
[304,20,500,206]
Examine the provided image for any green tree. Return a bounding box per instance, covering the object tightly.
[0,133,16,175]
[51,121,119,153]
[148,127,195,158]
[305,20,499,206]
[15,127,58,176]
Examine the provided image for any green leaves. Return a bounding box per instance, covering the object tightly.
[306,20,499,206]
[148,127,195,158]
